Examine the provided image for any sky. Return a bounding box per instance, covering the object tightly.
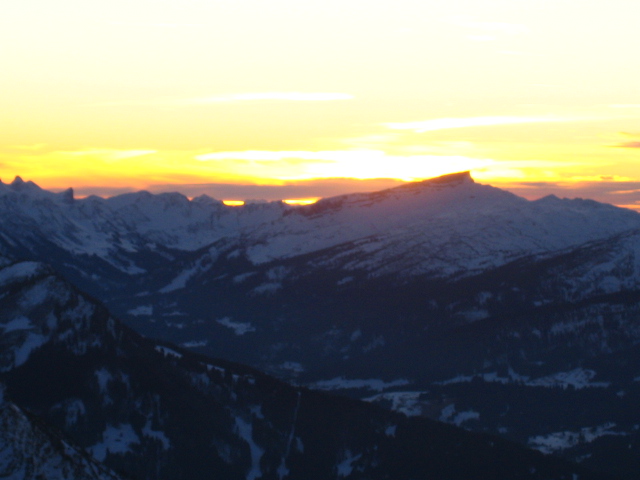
[2,0,640,207]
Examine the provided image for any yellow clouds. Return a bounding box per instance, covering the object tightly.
[384,116,564,133]
[0,144,494,192]
[196,149,494,182]
[196,150,370,163]
[0,147,229,191]
[65,149,157,161]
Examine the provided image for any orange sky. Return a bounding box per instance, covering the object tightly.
[2,0,640,208]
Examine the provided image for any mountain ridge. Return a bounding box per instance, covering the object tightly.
[1,172,637,276]
[0,258,609,480]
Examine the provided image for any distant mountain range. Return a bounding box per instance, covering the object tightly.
[1,172,639,478]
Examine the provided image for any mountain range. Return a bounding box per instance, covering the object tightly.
[1,171,639,478]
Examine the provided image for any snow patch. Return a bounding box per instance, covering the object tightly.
[266,266,290,281]
[364,391,425,417]
[252,282,281,295]
[437,368,609,389]
[0,262,44,287]
[159,258,209,293]
[527,369,610,389]
[277,459,289,480]
[216,317,256,335]
[90,424,141,462]
[142,420,171,450]
[14,333,48,367]
[18,283,50,309]
[439,403,480,426]
[336,451,362,478]
[233,272,256,284]
[154,345,183,359]
[249,405,264,420]
[63,399,86,427]
[95,368,113,394]
[181,340,208,348]
[529,423,624,454]
[235,417,264,480]
[439,404,456,422]
[452,410,480,426]
[279,361,305,373]
[309,377,410,393]
[127,305,153,316]
[1,316,32,333]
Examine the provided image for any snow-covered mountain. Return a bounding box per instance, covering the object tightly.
[0,385,124,480]
[2,172,639,280]
[3,172,640,478]
[0,259,603,480]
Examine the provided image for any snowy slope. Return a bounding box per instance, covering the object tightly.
[0,176,286,269]
[0,386,123,480]
[242,172,640,277]
[0,260,605,480]
[1,172,639,281]
[242,173,640,275]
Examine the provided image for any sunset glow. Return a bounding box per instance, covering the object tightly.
[282,198,320,206]
[2,0,640,207]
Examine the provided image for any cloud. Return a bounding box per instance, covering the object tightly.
[513,181,563,188]
[195,149,374,163]
[65,149,157,159]
[383,116,562,133]
[611,189,640,195]
[498,180,640,210]
[613,141,640,148]
[194,149,495,182]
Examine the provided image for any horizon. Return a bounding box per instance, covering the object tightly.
[3,0,640,210]
[4,171,640,212]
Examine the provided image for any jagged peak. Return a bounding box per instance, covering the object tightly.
[9,176,42,193]
[59,187,74,203]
